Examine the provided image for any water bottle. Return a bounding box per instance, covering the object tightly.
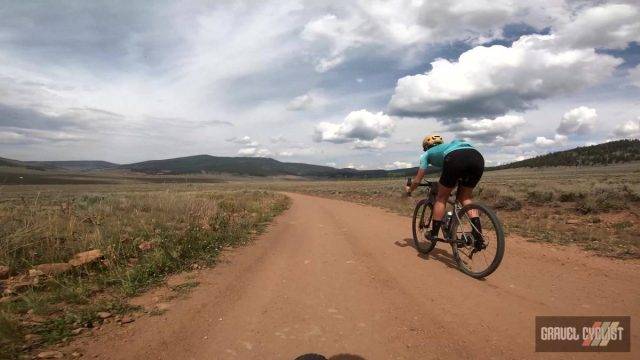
[444,211,453,229]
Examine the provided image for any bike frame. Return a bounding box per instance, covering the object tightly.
[409,178,505,278]
[416,180,480,245]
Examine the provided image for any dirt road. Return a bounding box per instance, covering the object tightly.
[69,193,639,359]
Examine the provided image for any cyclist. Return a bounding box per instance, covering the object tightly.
[405,135,485,246]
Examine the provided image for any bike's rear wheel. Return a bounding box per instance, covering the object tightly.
[412,199,436,254]
[450,203,505,278]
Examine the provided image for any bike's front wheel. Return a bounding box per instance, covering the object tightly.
[450,203,505,278]
[412,199,436,254]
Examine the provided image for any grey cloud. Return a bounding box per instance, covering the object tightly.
[287,93,314,111]
[446,115,525,145]
[226,136,258,146]
[0,103,80,130]
[207,120,234,127]
[0,2,186,71]
[0,128,84,145]
[391,91,535,119]
[270,135,287,143]
[68,107,125,119]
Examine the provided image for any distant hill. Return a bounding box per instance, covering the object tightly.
[120,155,390,178]
[0,157,24,167]
[0,156,48,171]
[24,160,120,171]
[496,139,640,169]
[3,139,638,179]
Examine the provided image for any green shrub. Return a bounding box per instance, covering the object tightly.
[493,195,523,211]
[621,185,640,202]
[526,190,554,204]
[558,190,585,202]
[576,186,627,213]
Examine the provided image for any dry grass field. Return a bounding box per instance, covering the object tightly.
[1,163,638,358]
[0,184,289,358]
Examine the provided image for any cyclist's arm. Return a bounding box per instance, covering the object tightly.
[407,152,429,194]
[407,168,426,194]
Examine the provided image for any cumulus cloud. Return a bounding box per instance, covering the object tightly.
[313,110,395,144]
[345,163,366,170]
[301,13,365,72]
[534,134,568,147]
[555,4,640,50]
[384,161,413,170]
[301,1,564,72]
[237,147,272,157]
[2,1,638,166]
[352,139,386,150]
[557,106,596,135]
[613,118,640,138]
[286,91,328,111]
[269,135,289,144]
[286,93,314,111]
[387,3,640,119]
[447,115,525,145]
[388,33,622,118]
[227,136,259,146]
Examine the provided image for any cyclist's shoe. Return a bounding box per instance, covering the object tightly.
[426,233,439,243]
[473,234,486,251]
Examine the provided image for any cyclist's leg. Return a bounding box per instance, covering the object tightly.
[457,149,485,243]
[456,185,483,246]
[456,186,478,217]
[430,183,453,238]
[433,183,454,220]
[431,154,457,238]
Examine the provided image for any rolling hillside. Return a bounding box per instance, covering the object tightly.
[0,157,48,171]
[0,157,23,167]
[24,160,119,171]
[3,139,639,179]
[496,139,640,169]
[120,155,388,178]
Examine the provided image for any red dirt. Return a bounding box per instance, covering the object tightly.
[63,193,639,359]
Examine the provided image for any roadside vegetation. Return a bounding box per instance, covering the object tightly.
[259,163,640,260]
[0,186,289,359]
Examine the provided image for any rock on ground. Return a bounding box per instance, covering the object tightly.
[68,250,103,267]
[34,263,72,276]
[36,351,64,359]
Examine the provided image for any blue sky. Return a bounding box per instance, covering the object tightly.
[0,0,639,168]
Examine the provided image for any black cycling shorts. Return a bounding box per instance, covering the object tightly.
[439,149,485,188]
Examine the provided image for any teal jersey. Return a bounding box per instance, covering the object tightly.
[419,140,475,169]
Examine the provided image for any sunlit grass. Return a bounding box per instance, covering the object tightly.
[0,187,289,358]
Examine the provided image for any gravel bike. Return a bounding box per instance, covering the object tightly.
[407,179,505,278]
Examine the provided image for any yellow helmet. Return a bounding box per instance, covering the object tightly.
[422,134,443,151]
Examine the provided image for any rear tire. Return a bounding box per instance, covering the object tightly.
[412,199,436,254]
[450,202,505,278]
